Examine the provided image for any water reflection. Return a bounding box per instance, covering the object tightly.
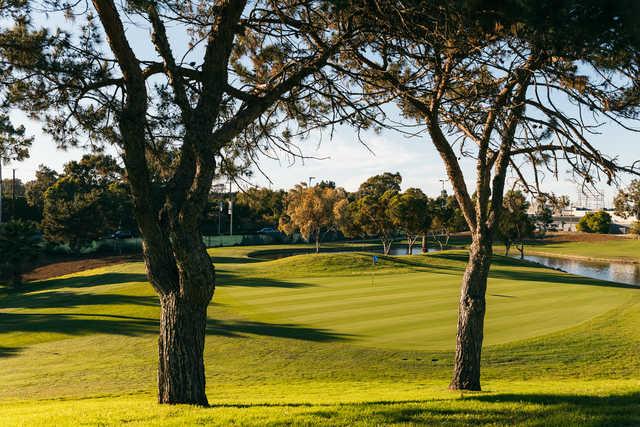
[523,254,640,286]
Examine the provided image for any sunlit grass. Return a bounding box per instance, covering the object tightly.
[1,244,639,425]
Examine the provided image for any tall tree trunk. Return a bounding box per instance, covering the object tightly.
[407,235,413,254]
[383,239,392,255]
[517,241,525,259]
[450,233,492,391]
[421,234,427,253]
[158,291,210,405]
[315,232,320,253]
[156,227,216,405]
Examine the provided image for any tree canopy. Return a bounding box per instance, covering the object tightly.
[279,183,346,252]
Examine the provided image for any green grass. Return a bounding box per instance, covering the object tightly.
[1,245,639,425]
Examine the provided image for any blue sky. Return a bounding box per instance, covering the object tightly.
[4,6,640,205]
[8,109,638,205]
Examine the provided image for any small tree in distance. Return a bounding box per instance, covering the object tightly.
[577,211,612,234]
[497,190,534,258]
[389,188,432,254]
[42,155,133,252]
[25,165,58,212]
[339,173,403,255]
[614,180,640,220]
[279,184,347,253]
[547,194,571,216]
[428,194,466,251]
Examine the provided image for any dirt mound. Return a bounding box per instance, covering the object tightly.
[23,255,142,282]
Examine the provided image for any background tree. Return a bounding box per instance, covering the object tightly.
[534,205,553,236]
[577,211,612,234]
[614,180,640,220]
[341,173,402,255]
[3,0,374,404]
[349,0,640,391]
[389,188,431,254]
[25,165,58,212]
[428,193,467,250]
[547,194,571,216]
[42,154,131,251]
[0,178,25,198]
[629,221,640,239]
[497,190,534,258]
[235,187,285,233]
[0,219,40,287]
[279,184,347,252]
[357,172,401,198]
[347,191,398,255]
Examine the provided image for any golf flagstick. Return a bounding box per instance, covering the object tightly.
[372,255,378,286]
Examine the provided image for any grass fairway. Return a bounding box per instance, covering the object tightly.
[1,246,639,425]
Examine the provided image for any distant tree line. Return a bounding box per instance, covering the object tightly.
[278,172,468,254]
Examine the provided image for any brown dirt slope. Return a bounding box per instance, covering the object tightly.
[23,255,141,282]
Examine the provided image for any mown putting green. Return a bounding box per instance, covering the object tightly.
[1,245,639,426]
[214,250,636,350]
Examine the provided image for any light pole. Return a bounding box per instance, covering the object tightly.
[12,168,16,220]
[439,179,447,198]
[228,180,233,236]
[218,200,223,235]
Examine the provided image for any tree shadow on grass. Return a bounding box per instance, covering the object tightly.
[206,392,640,426]
[21,273,149,293]
[210,256,262,265]
[0,312,157,337]
[0,346,21,358]
[216,273,313,289]
[464,391,640,426]
[0,291,158,310]
[0,308,348,360]
[206,318,351,342]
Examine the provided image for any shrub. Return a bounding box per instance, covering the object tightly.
[0,220,41,287]
[576,210,611,234]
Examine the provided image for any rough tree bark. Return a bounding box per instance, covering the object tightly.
[449,231,492,390]
[158,289,210,405]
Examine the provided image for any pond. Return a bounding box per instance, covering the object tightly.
[521,254,640,287]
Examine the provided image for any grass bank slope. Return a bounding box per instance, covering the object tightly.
[522,234,640,263]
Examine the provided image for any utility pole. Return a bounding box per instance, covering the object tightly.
[12,168,16,220]
[218,200,223,235]
[439,179,447,196]
[228,181,233,236]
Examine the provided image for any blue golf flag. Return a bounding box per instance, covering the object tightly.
[372,255,379,264]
